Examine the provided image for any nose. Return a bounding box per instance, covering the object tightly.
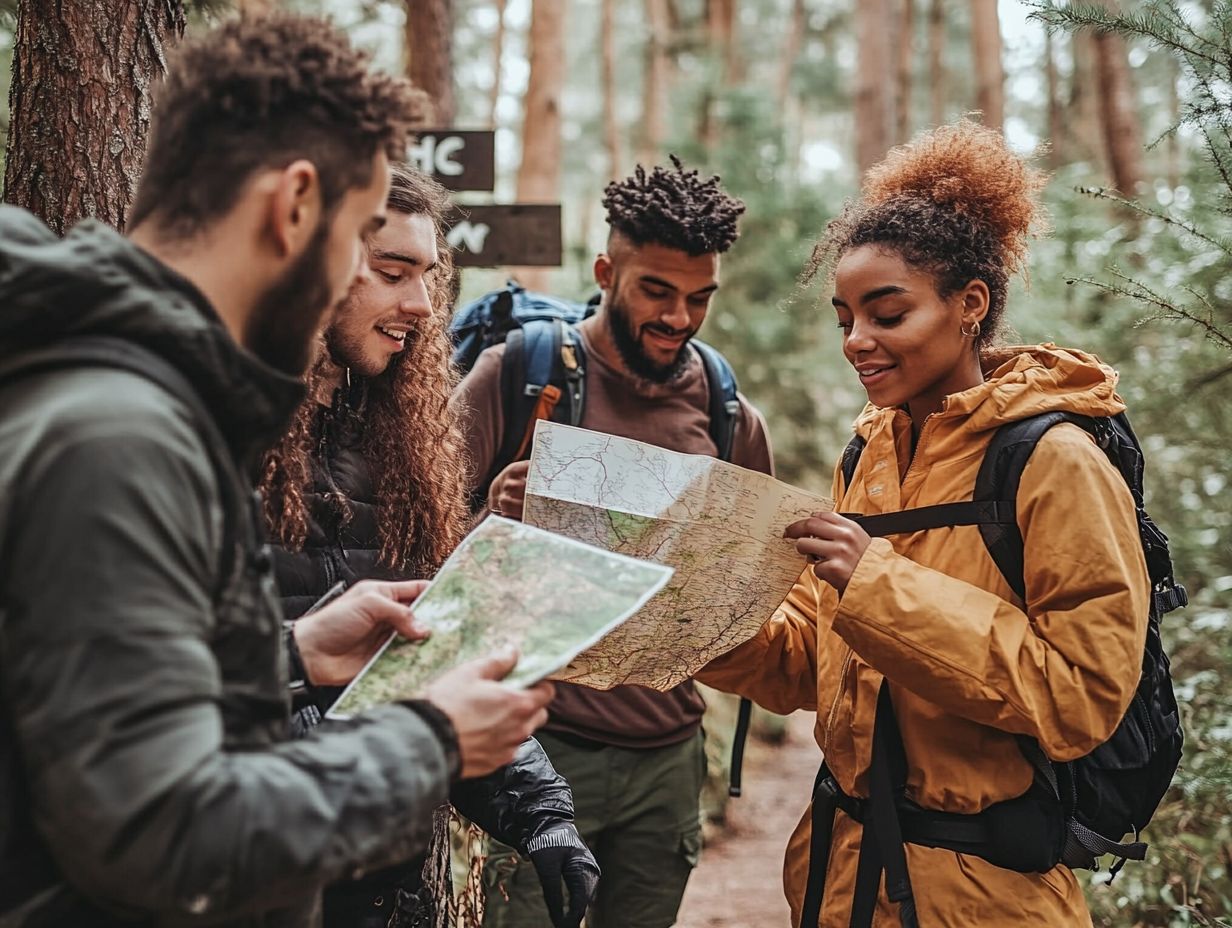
[844,316,877,356]
[398,276,433,320]
[660,296,691,332]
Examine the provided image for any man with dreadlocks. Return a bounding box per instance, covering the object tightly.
[454,158,774,928]
[261,163,600,928]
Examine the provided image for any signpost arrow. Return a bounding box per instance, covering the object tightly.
[445,204,562,267]
[407,130,496,192]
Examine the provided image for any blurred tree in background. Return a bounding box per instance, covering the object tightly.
[2,0,1229,922]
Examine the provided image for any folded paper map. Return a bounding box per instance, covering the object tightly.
[327,517,674,718]
[524,421,835,691]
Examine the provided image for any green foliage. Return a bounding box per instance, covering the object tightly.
[1025,3,1232,923]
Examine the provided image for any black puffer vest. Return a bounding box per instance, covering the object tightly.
[274,379,404,621]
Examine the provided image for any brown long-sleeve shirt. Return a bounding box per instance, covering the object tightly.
[452,322,774,748]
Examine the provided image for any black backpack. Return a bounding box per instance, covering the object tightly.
[801,411,1186,928]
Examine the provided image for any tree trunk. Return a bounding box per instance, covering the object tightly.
[488,0,507,127]
[4,0,185,235]
[707,0,740,85]
[1092,20,1144,194]
[515,0,566,287]
[854,0,896,175]
[1068,30,1106,170]
[969,0,1003,131]
[896,0,914,143]
[601,0,620,180]
[1044,26,1063,167]
[775,0,806,114]
[927,0,945,126]
[404,0,454,126]
[639,0,671,166]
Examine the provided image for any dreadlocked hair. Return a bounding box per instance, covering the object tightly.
[805,119,1048,345]
[259,164,468,576]
[601,154,746,255]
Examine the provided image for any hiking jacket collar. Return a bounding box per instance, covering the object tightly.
[0,206,305,462]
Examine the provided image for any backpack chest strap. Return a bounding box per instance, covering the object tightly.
[848,500,1017,538]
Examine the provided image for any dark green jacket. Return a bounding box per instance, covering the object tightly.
[0,208,458,926]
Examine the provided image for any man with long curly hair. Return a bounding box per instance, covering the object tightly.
[0,14,555,928]
[455,158,774,928]
[261,164,600,928]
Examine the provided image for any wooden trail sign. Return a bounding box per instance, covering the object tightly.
[407,130,495,192]
[446,204,562,267]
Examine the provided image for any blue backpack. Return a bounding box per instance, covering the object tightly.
[450,280,742,502]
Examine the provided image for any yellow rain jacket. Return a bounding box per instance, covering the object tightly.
[700,345,1150,927]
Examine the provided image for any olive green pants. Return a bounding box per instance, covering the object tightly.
[482,729,706,928]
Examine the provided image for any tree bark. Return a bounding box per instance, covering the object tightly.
[404,0,454,126]
[927,0,945,126]
[969,0,1003,131]
[515,0,566,287]
[639,0,671,166]
[775,0,806,114]
[1092,20,1144,194]
[896,0,914,143]
[854,0,896,175]
[601,0,620,180]
[488,0,507,127]
[4,0,185,235]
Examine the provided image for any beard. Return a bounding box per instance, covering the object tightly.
[607,293,695,385]
[244,221,337,376]
[324,307,421,381]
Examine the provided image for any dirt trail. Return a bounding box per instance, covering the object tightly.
[677,712,818,928]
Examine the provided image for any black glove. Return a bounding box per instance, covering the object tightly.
[525,823,601,928]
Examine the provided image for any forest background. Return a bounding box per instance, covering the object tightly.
[3,0,1230,924]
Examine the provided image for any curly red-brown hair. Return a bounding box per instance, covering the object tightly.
[259,165,468,575]
[806,119,1048,344]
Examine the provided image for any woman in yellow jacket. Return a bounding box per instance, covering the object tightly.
[699,122,1150,925]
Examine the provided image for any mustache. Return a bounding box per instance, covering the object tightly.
[642,321,694,338]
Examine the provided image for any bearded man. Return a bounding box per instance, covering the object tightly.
[0,16,553,926]
[261,164,599,928]
[453,159,775,928]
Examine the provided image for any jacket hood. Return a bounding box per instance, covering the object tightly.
[852,343,1125,442]
[0,207,304,460]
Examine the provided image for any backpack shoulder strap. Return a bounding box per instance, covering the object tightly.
[0,335,243,606]
[484,320,588,507]
[973,411,1095,603]
[840,434,867,497]
[692,340,741,462]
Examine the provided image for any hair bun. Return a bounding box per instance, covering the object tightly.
[862,119,1048,276]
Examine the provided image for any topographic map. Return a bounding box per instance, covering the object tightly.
[328,517,673,718]
[524,421,835,691]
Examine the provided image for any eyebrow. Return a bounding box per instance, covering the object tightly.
[832,284,908,308]
[365,215,387,236]
[639,274,719,297]
[373,249,438,273]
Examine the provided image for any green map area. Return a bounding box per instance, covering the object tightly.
[328,517,673,718]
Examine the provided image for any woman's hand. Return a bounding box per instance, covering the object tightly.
[783,511,872,594]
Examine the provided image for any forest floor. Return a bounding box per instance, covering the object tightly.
[676,711,817,928]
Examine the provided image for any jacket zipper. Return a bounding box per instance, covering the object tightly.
[900,410,942,490]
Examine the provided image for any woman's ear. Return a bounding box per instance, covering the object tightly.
[959,278,991,327]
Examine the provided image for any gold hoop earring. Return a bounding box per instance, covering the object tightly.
[960,319,981,339]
